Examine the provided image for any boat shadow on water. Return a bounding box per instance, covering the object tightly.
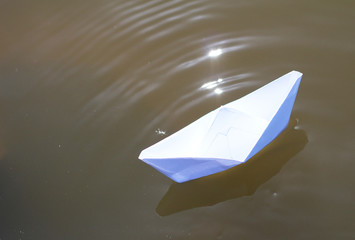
[156,118,308,216]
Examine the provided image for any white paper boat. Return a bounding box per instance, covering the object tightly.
[139,71,303,183]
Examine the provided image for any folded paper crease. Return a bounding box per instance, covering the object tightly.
[139,71,303,183]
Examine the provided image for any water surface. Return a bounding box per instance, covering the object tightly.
[0,0,354,239]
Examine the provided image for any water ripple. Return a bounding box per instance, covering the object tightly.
[4,0,304,144]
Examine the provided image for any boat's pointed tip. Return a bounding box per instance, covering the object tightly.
[281,70,303,84]
[138,150,146,161]
[289,70,303,77]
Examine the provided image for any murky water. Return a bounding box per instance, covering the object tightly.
[0,0,354,239]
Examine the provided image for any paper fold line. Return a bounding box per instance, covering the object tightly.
[139,70,303,183]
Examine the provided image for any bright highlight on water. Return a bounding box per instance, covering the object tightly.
[208,48,222,57]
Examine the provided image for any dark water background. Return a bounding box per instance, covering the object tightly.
[0,0,354,239]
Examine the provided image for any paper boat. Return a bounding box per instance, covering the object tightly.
[139,71,303,183]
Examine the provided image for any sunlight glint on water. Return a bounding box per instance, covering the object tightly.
[0,0,354,239]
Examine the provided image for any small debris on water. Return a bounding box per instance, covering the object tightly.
[156,129,166,135]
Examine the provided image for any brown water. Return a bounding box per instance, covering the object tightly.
[0,0,354,239]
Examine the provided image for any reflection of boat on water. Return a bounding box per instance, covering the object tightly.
[156,120,308,216]
[139,71,303,183]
